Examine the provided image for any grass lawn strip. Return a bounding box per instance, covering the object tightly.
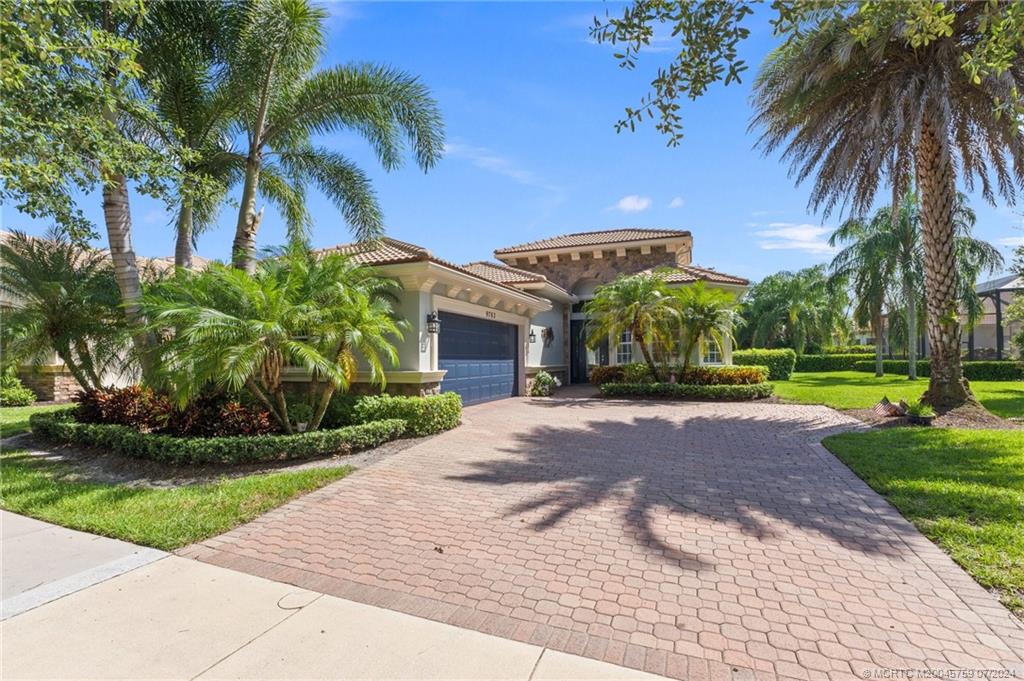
[823,428,1024,616]
[773,371,1023,418]
[0,449,351,550]
[0,403,68,438]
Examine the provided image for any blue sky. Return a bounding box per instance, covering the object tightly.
[4,1,1023,281]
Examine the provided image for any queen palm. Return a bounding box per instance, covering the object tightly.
[752,6,1024,409]
[228,0,445,272]
[583,273,677,381]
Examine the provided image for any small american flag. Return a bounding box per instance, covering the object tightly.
[872,396,904,417]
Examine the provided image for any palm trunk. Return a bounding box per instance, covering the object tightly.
[231,155,263,272]
[174,203,194,269]
[905,278,918,381]
[634,329,660,381]
[872,311,883,377]
[917,118,973,410]
[102,174,156,382]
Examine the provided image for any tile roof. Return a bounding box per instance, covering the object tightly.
[462,261,546,284]
[647,265,750,286]
[494,228,690,255]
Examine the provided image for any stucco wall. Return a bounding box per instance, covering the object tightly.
[528,303,566,368]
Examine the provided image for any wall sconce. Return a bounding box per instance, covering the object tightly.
[529,329,537,343]
[426,312,441,334]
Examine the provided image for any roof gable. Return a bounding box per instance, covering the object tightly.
[495,228,690,255]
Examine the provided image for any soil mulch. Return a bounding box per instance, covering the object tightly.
[1,432,430,489]
[843,403,1021,430]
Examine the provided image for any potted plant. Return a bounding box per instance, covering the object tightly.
[290,403,314,432]
[905,401,936,426]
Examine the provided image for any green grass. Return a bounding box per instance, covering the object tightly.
[0,449,351,550]
[823,428,1024,615]
[0,403,68,438]
[773,371,1024,418]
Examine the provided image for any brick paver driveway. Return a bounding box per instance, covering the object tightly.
[182,396,1024,680]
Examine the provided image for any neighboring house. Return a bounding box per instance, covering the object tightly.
[965,273,1023,360]
[319,228,749,406]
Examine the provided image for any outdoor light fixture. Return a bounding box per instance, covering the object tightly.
[529,329,537,343]
[426,312,441,334]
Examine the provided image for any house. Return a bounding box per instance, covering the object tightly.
[317,228,749,406]
[965,273,1023,360]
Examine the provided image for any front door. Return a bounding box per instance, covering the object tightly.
[570,320,608,384]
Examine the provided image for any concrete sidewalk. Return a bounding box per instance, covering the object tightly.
[1,513,663,680]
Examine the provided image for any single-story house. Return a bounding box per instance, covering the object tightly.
[314,228,749,405]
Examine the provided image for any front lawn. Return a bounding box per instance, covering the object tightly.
[0,449,351,550]
[0,403,68,438]
[773,371,1023,418]
[823,428,1024,615]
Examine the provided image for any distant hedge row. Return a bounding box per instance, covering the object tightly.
[853,360,1024,381]
[732,349,797,380]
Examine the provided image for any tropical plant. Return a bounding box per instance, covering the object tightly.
[225,0,445,271]
[740,266,847,355]
[142,244,405,433]
[751,7,1023,409]
[583,273,677,381]
[0,231,130,391]
[670,281,739,370]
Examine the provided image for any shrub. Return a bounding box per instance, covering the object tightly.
[600,382,774,401]
[852,359,1024,381]
[319,394,361,429]
[0,375,36,406]
[588,365,623,386]
[30,409,406,465]
[905,400,936,418]
[530,371,559,397]
[352,392,461,437]
[675,365,768,385]
[160,394,277,437]
[794,353,875,372]
[821,344,875,354]
[621,363,654,383]
[76,386,170,430]
[732,349,797,380]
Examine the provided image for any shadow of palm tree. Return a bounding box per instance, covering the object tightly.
[450,409,908,573]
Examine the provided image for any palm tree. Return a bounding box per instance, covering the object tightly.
[227,0,445,272]
[583,273,677,381]
[670,282,739,370]
[0,231,130,391]
[744,266,843,355]
[829,220,890,377]
[752,6,1024,410]
[143,244,404,433]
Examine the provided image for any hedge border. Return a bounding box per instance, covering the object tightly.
[852,359,1024,381]
[600,382,774,401]
[794,353,875,372]
[29,409,406,465]
[351,392,462,436]
[732,349,797,380]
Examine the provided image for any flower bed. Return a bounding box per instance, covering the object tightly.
[29,409,406,465]
[600,382,774,401]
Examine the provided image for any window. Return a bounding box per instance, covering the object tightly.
[617,331,633,364]
[702,339,722,364]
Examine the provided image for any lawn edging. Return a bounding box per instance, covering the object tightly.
[30,408,406,465]
[600,382,774,400]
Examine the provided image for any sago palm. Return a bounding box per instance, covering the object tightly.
[670,282,739,370]
[227,0,445,271]
[752,5,1024,409]
[583,273,677,381]
[0,231,129,390]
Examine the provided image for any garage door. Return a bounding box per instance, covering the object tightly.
[438,311,517,406]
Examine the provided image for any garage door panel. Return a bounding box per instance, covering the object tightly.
[438,312,516,406]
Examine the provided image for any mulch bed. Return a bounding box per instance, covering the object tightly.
[844,403,1021,430]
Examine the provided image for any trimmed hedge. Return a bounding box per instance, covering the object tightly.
[821,345,875,355]
[794,353,875,372]
[29,409,406,465]
[589,366,624,386]
[732,349,797,380]
[852,359,1024,381]
[676,365,768,385]
[600,382,774,401]
[352,392,462,437]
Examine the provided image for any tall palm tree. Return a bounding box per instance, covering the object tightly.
[829,220,890,377]
[745,266,843,355]
[752,5,1024,410]
[0,231,129,391]
[670,282,739,370]
[583,273,677,381]
[227,0,445,272]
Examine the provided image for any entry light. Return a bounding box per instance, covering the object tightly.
[529,329,537,343]
[426,312,441,334]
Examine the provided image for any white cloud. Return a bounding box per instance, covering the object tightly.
[610,195,652,213]
[443,142,558,192]
[668,197,684,209]
[321,1,359,28]
[142,208,170,226]
[997,236,1024,247]
[755,222,836,255]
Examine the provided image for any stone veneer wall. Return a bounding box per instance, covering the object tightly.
[505,244,681,291]
[348,382,441,397]
[17,368,79,402]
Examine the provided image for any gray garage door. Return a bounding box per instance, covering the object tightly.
[438,312,517,406]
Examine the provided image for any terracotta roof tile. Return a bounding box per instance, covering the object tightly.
[462,261,546,284]
[495,228,690,255]
[644,265,749,286]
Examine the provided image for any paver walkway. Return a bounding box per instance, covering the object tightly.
[182,396,1024,681]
